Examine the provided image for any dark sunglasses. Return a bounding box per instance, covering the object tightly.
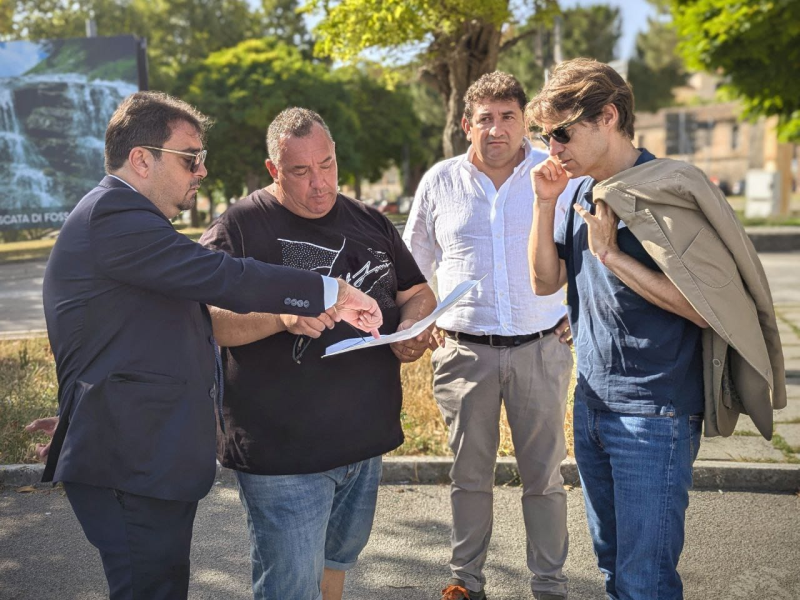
[141,146,208,173]
[292,335,312,364]
[535,113,596,148]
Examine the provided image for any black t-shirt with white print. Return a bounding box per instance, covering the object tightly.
[200,190,427,475]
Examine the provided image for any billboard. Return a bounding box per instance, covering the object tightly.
[0,35,146,230]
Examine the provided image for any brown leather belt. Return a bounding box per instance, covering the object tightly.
[443,325,558,348]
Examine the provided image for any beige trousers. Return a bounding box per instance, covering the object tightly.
[431,332,573,597]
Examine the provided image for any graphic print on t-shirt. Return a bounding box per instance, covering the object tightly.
[278,236,396,308]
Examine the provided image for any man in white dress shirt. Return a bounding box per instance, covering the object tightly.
[403,72,578,600]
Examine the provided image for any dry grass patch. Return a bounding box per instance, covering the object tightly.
[0,228,208,264]
[392,350,576,457]
[0,340,577,464]
[0,337,58,463]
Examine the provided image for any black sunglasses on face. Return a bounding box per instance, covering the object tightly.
[536,113,596,148]
[141,146,208,173]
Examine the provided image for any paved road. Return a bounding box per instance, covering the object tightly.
[0,252,798,334]
[0,484,797,599]
[0,260,46,335]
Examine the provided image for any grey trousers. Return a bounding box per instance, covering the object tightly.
[431,332,573,597]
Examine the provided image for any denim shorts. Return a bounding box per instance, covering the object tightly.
[234,456,382,600]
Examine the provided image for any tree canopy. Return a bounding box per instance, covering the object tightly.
[306,0,559,157]
[499,4,622,100]
[1,0,272,92]
[185,38,422,199]
[670,0,800,140]
[627,0,685,114]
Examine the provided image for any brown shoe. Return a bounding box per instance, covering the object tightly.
[441,578,487,600]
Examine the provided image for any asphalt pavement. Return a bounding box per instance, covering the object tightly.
[0,252,798,334]
[0,483,797,600]
[0,260,46,336]
[2,251,799,599]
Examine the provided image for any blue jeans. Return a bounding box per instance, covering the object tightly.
[235,456,382,600]
[573,401,702,600]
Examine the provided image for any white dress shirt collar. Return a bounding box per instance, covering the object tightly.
[107,174,139,193]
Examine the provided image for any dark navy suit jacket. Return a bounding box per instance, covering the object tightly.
[42,176,326,501]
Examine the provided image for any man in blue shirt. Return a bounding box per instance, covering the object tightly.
[527,58,708,599]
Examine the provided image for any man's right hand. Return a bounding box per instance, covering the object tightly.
[531,156,570,206]
[553,316,573,346]
[333,280,383,338]
[25,417,58,461]
[280,312,337,338]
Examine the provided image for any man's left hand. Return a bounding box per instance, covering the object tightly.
[25,417,59,461]
[390,319,431,363]
[573,200,620,264]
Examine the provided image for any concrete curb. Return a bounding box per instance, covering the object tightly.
[4,458,799,492]
[745,227,800,253]
[0,329,47,341]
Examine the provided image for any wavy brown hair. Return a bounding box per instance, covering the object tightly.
[526,58,635,139]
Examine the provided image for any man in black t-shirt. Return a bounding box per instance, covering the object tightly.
[200,108,436,600]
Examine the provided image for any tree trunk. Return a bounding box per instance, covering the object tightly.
[189,203,199,228]
[425,21,503,158]
[353,175,362,200]
[442,74,469,158]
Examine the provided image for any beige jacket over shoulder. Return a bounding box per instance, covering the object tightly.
[592,158,786,439]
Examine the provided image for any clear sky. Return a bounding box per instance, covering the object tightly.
[559,0,657,59]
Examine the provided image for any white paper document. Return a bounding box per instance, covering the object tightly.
[323,277,483,358]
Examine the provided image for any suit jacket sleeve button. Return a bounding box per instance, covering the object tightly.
[284,297,291,306]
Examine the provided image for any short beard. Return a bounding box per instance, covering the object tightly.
[177,191,197,213]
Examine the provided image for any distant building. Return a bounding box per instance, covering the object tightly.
[635,103,797,197]
[341,166,404,206]
[632,70,797,199]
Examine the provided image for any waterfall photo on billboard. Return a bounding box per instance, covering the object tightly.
[0,35,145,230]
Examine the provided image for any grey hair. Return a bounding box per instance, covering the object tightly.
[266,107,333,165]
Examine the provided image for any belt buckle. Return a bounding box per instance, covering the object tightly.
[488,334,500,348]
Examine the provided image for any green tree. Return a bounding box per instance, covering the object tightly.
[627,0,685,113]
[186,38,356,198]
[559,4,621,63]
[260,0,313,55]
[499,4,622,100]
[670,0,800,140]
[334,65,426,198]
[186,38,421,201]
[305,0,559,158]
[1,0,262,93]
[407,80,446,188]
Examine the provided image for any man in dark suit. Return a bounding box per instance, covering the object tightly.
[26,91,382,600]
